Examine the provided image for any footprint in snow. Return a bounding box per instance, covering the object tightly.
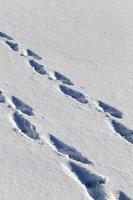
[119,191,132,200]
[69,161,111,200]
[5,40,19,51]
[0,32,13,40]
[29,59,47,75]
[27,49,42,60]
[98,100,123,119]
[111,120,133,144]
[49,134,93,165]
[13,112,39,140]
[59,84,88,104]
[12,96,34,116]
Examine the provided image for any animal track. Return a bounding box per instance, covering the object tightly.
[49,134,93,165]
[59,85,88,104]
[119,191,132,200]
[0,91,6,103]
[12,96,34,116]
[54,71,74,85]
[0,32,13,40]
[111,120,133,144]
[69,162,109,200]
[5,40,19,51]
[0,31,132,199]
[13,112,39,140]
[98,100,123,119]
[27,49,42,60]
[29,59,47,75]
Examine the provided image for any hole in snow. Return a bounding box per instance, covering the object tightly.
[119,191,131,200]
[29,59,47,75]
[59,85,88,104]
[111,120,133,144]
[27,49,42,60]
[5,40,19,51]
[13,112,39,140]
[54,71,74,85]
[98,100,123,119]
[12,96,34,116]
[0,32,13,40]
[69,162,107,200]
[49,134,93,165]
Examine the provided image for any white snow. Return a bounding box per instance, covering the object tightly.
[0,0,133,199]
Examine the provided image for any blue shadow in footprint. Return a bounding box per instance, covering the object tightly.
[54,71,74,85]
[13,112,39,140]
[5,41,19,51]
[27,49,42,60]
[0,32,13,40]
[12,96,34,116]
[112,120,133,144]
[29,60,47,75]
[119,191,131,200]
[59,85,88,104]
[49,134,93,165]
[98,100,123,119]
[69,162,106,200]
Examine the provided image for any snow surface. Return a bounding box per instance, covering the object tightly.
[0,0,133,199]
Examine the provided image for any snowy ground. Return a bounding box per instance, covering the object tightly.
[0,0,133,199]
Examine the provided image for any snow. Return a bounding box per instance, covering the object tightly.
[0,0,133,199]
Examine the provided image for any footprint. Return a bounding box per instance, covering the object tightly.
[27,49,42,60]
[98,100,123,119]
[5,40,19,51]
[49,134,93,165]
[54,71,74,85]
[12,96,34,116]
[69,161,109,200]
[29,59,47,75]
[0,32,13,40]
[13,112,39,140]
[111,120,133,144]
[0,91,6,103]
[119,191,132,200]
[59,85,88,104]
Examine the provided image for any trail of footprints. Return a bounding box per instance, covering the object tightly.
[0,91,38,140]
[1,91,131,199]
[1,31,132,145]
[0,32,132,199]
[49,134,113,199]
[9,96,38,139]
[49,133,133,199]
